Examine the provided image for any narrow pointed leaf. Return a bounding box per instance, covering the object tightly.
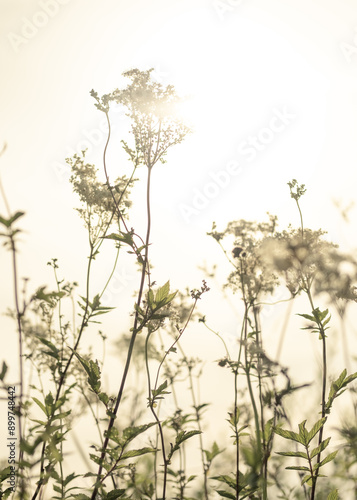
[310,437,331,459]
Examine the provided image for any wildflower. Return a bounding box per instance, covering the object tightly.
[97,68,191,169]
[68,150,135,244]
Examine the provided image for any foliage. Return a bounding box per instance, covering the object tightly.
[0,71,356,500]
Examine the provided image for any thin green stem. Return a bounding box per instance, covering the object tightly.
[253,305,267,500]
[91,163,153,499]
[176,344,209,500]
[296,199,304,240]
[240,263,262,498]
[98,246,120,301]
[146,299,199,500]
[31,244,95,500]
[152,300,198,394]
[145,332,168,500]
[201,321,231,360]
[53,264,66,492]
[306,290,327,500]
[233,269,248,497]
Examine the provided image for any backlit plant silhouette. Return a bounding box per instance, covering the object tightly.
[0,71,356,500]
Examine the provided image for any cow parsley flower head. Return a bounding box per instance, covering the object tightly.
[92,68,191,169]
[209,214,280,302]
[68,150,135,243]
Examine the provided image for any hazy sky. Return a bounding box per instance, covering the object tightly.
[1,0,357,412]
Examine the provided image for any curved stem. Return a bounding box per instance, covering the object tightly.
[296,199,304,240]
[91,166,153,499]
[201,321,231,360]
[153,300,197,394]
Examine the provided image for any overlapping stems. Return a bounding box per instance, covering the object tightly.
[90,69,190,498]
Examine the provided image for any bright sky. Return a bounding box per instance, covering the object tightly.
[1,0,357,446]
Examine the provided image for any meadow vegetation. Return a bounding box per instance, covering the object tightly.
[0,69,356,500]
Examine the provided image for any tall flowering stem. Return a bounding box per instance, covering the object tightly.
[90,69,190,499]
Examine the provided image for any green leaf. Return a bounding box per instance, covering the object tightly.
[155,281,170,303]
[0,361,7,381]
[166,291,177,303]
[121,422,156,445]
[45,392,54,413]
[35,287,65,305]
[37,337,60,359]
[151,380,170,401]
[51,410,71,421]
[298,420,308,445]
[315,450,338,468]
[103,232,135,249]
[327,489,339,500]
[120,447,156,460]
[63,472,80,486]
[307,417,327,444]
[312,307,329,323]
[32,397,48,417]
[0,211,25,228]
[105,489,126,499]
[301,474,313,486]
[274,426,305,445]
[276,451,308,459]
[0,489,13,500]
[310,437,331,459]
[148,289,155,307]
[297,313,316,322]
[328,370,357,413]
[0,467,12,483]
[216,491,236,499]
[9,211,25,225]
[72,351,101,393]
[0,215,10,228]
[286,466,310,471]
[204,441,223,462]
[168,430,202,460]
[344,371,357,386]
[212,474,237,490]
[333,369,347,390]
[98,392,109,406]
[31,419,47,426]
[176,430,201,446]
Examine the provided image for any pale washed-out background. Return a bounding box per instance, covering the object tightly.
[1,0,357,496]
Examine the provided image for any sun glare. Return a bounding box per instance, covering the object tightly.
[127,8,330,226]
